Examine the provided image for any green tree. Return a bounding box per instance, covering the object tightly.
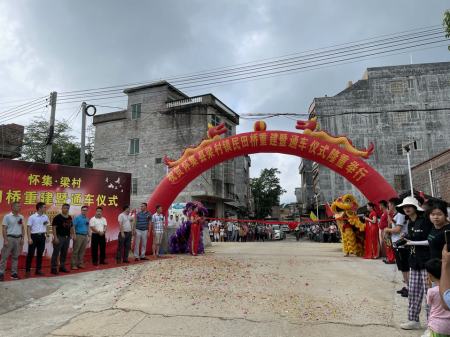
[250,168,286,219]
[21,117,93,167]
[444,10,450,50]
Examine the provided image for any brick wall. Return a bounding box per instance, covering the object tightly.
[412,149,450,202]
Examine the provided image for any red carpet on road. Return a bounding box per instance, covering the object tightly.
[1,254,172,282]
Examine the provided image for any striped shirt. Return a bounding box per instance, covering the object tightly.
[152,213,164,233]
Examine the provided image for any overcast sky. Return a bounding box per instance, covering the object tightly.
[0,0,449,203]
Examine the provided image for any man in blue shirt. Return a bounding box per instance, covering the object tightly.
[71,206,90,269]
[134,203,151,261]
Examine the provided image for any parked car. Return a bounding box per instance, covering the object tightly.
[280,224,291,233]
[272,225,286,240]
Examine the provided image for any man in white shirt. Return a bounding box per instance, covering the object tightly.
[26,202,50,276]
[384,197,409,297]
[89,207,108,265]
[116,205,133,264]
[168,214,176,228]
[0,202,26,281]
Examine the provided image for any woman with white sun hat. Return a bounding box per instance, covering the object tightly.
[397,196,433,332]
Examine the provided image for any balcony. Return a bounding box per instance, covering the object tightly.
[166,96,203,108]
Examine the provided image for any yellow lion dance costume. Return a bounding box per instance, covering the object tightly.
[331,194,366,256]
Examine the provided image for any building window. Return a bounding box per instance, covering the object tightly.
[131,178,138,195]
[392,111,409,125]
[131,103,141,119]
[390,81,404,95]
[129,138,139,155]
[155,157,162,164]
[211,115,221,126]
[225,123,232,136]
[408,78,414,90]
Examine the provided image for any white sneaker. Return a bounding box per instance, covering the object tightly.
[400,321,421,330]
[421,328,431,337]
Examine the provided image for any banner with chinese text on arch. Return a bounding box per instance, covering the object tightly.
[0,159,131,258]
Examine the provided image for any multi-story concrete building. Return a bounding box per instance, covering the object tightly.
[412,148,450,202]
[296,160,315,215]
[302,62,450,206]
[93,81,252,217]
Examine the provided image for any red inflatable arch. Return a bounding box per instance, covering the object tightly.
[147,126,397,213]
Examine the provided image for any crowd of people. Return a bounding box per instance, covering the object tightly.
[0,201,166,280]
[1,195,450,336]
[207,220,279,242]
[298,222,340,242]
[297,195,450,337]
[361,196,450,337]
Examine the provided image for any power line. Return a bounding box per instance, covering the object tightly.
[1,27,448,124]
[58,24,442,96]
[66,104,82,125]
[61,41,441,115]
[0,101,48,123]
[6,41,445,124]
[0,96,47,119]
[0,108,45,123]
[55,39,448,106]
[57,28,445,100]
[151,30,445,86]
[0,95,48,106]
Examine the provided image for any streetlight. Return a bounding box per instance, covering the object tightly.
[403,140,418,197]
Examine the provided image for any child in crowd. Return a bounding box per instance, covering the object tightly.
[425,258,450,337]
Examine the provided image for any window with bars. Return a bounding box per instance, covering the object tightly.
[131,103,141,119]
[131,178,138,195]
[129,138,139,155]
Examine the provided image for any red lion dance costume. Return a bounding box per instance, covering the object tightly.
[183,201,208,256]
[331,194,366,257]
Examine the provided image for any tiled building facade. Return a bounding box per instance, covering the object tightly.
[93,81,252,217]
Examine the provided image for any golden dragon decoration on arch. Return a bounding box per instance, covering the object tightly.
[296,117,374,159]
[164,117,374,169]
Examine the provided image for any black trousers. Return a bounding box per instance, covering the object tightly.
[91,233,106,264]
[116,232,132,262]
[51,236,70,269]
[26,233,46,272]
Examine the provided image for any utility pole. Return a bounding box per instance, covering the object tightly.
[45,91,57,163]
[80,102,87,168]
[406,149,414,197]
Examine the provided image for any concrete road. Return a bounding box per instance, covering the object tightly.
[0,236,425,337]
